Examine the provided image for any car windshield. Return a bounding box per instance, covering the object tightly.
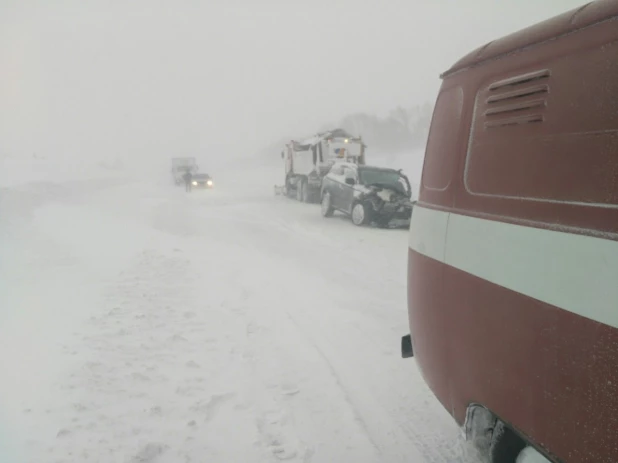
[193,174,210,179]
[359,169,407,193]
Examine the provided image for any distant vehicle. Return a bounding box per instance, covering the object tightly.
[171,157,198,185]
[320,162,412,227]
[274,128,366,203]
[191,173,214,189]
[402,1,618,463]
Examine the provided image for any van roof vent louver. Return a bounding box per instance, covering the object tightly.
[484,69,550,128]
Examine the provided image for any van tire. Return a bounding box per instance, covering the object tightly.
[490,422,527,463]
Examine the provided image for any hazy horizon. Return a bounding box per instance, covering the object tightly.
[1,0,586,166]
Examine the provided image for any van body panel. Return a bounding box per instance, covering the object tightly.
[410,245,618,462]
[409,2,618,461]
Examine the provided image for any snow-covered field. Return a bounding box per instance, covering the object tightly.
[0,154,474,463]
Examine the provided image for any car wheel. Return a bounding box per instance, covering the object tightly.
[351,202,371,226]
[321,192,334,217]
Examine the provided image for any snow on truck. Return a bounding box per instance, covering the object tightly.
[402,1,618,463]
[274,129,366,202]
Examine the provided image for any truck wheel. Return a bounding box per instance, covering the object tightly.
[351,202,371,226]
[301,181,311,203]
[296,180,305,202]
[321,192,334,217]
[284,176,294,199]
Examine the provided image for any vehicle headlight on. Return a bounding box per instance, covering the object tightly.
[192,181,198,185]
[207,180,213,186]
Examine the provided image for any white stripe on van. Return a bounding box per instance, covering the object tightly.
[409,205,618,330]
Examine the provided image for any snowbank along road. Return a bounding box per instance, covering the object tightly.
[0,157,474,463]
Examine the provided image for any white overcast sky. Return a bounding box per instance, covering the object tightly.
[1,0,587,164]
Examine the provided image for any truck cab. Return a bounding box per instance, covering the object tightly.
[281,129,366,203]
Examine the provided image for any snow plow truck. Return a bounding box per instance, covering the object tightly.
[275,129,366,203]
[402,1,618,462]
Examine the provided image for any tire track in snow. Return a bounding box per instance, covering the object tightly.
[211,200,464,463]
[275,272,463,463]
[153,186,464,462]
[222,264,387,462]
[10,180,468,463]
[280,296,457,463]
[282,310,383,455]
[220,254,432,462]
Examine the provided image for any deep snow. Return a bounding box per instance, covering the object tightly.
[0,154,474,463]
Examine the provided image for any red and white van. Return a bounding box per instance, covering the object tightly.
[402,1,618,462]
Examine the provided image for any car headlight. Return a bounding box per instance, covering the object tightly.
[192,181,197,185]
[207,180,213,186]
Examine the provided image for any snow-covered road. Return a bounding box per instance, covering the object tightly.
[0,159,469,463]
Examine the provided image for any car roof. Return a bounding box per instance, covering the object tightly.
[442,0,618,78]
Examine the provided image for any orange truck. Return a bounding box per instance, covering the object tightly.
[402,1,618,462]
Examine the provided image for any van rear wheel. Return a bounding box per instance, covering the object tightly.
[490,422,527,463]
[515,446,552,463]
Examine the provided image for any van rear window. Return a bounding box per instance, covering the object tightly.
[464,41,618,209]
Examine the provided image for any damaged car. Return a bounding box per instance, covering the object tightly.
[320,162,413,228]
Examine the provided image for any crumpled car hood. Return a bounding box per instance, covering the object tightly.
[355,185,411,206]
